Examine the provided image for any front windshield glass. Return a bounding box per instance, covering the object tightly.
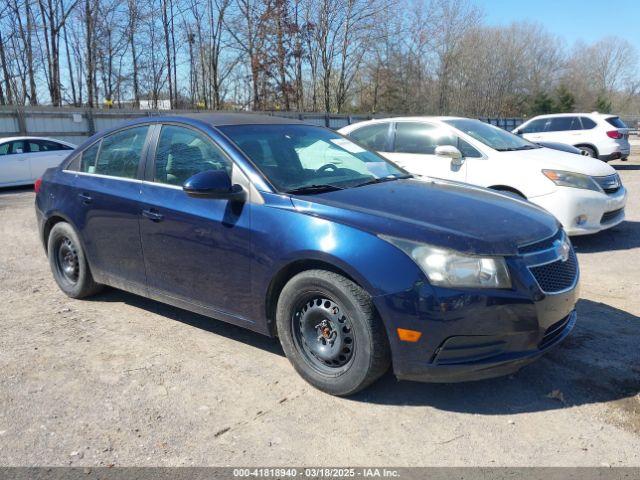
[444,118,540,152]
[218,124,407,192]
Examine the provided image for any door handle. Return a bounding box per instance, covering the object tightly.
[78,193,92,204]
[142,209,164,222]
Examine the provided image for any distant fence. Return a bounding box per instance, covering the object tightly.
[0,106,637,145]
[0,107,388,144]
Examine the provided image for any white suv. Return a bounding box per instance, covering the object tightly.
[514,112,630,161]
[339,117,627,236]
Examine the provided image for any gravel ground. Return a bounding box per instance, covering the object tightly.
[0,149,639,467]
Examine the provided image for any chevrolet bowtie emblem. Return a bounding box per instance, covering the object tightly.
[555,240,571,262]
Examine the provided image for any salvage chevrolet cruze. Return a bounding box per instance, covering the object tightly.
[35,114,579,395]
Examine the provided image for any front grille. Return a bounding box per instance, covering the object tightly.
[539,315,570,349]
[518,230,562,255]
[529,249,578,293]
[593,174,621,194]
[601,208,624,224]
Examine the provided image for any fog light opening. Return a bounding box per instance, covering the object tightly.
[575,214,587,226]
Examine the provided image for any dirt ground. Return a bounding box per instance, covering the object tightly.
[0,148,639,467]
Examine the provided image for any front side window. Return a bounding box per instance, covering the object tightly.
[80,126,149,178]
[394,122,481,158]
[444,119,540,152]
[349,123,390,151]
[154,125,231,186]
[0,140,27,155]
[547,117,581,132]
[519,118,548,134]
[218,124,405,192]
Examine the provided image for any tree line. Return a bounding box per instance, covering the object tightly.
[0,0,639,116]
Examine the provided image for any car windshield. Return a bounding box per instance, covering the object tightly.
[218,124,408,192]
[444,119,541,152]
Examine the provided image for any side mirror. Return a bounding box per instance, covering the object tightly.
[513,128,522,135]
[435,145,464,166]
[183,170,246,201]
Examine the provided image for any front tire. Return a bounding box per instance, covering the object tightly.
[276,270,390,396]
[47,222,102,298]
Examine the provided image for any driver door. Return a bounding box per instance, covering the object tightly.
[386,122,469,182]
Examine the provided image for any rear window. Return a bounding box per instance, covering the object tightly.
[606,117,627,129]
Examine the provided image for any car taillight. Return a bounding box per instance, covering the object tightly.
[34,178,42,193]
[606,130,623,139]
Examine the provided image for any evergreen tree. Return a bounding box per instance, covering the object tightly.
[594,94,612,113]
[555,84,575,113]
[531,91,554,115]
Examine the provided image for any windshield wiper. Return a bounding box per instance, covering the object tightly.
[354,174,413,188]
[286,184,344,195]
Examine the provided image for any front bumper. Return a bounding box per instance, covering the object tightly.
[398,311,576,382]
[373,256,579,383]
[530,186,627,236]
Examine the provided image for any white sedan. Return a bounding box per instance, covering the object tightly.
[0,136,75,187]
[339,117,627,236]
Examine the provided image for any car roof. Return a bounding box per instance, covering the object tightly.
[0,136,76,146]
[526,112,617,120]
[344,116,468,126]
[152,112,311,127]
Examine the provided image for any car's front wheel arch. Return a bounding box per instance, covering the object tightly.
[265,258,371,338]
[489,185,527,199]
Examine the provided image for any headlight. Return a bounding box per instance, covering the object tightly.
[381,236,511,289]
[542,170,602,192]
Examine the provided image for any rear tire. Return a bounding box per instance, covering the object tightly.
[578,146,597,158]
[276,270,390,396]
[47,222,103,298]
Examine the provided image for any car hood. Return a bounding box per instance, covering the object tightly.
[499,147,616,176]
[290,178,559,256]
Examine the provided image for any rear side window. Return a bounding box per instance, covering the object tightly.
[79,142,101,173]
[80,126,149,179]
[605,117,627,128]
[547,117,581,132]
[349,123,390,151]
[580,117,597,129]
[29,140,72,152]
[154,125,231,186]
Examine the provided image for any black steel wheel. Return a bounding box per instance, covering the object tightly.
[55,236,80,285]
[292,296,355,373]
[276,270,390,396]
[47,222,103,298]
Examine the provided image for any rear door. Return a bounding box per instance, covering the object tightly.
[139,123,253,320]
[68,125,152,293]
[0,140,31,185]
[545,116,583,144]
[27,139,74,180]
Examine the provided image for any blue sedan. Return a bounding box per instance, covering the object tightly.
[35,114,578,395]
